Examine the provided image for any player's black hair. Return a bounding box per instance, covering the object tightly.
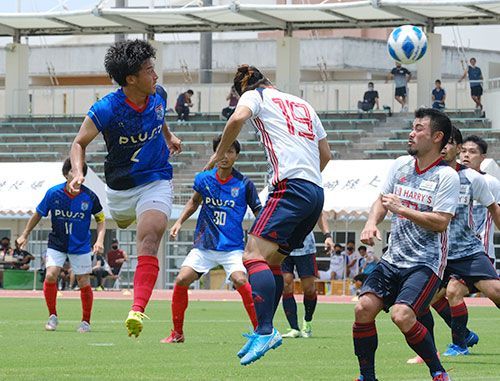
[1,237,10,242]
[346,240,355,245]
[334,243,343,249]
[62,157,88,177]
[233,64,272,96]
[414,108,452,150]
[463,135,488,154]
[213,134,241,154]
[104,39,156,87]
[368,82,374,87]
[186,89,194,95]
[358,245,367,252]
[449,126,463,145]
[435,79,441,84]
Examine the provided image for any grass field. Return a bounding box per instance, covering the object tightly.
[0,298,498,381]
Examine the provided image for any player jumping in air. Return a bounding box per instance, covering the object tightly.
[69,39,182,338]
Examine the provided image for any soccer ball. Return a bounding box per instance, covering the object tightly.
[387,25,427,64]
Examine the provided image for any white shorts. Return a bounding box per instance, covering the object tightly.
[106,180,173,227]
[46,248,92,275]
[181,248,246,278]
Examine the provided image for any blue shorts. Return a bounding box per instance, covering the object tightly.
[281,254,318,278]
[360,260,440,315]
[443,252,499,293]
[249,179,324,255]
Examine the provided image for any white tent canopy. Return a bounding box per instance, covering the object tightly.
[0,162,109,218]
[1,0,500,37]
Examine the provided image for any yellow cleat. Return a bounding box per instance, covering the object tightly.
[125,310,149,338]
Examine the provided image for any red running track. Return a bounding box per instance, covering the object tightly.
[0,289,496,306]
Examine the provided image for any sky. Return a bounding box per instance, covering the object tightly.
[1,0,500,51]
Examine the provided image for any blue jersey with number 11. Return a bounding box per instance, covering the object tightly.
[193,169,262,251]
[36,183,103,255]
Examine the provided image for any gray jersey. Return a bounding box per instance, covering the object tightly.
[381,156,460,277]
[289,231,316,257]
[448,165,495,260]
[472,172,500,260]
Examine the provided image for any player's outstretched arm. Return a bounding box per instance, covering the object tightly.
[318,211,334,254]
[361,195,387,246]
[204,105,252,171]
[487,202,500,230]
[318,138,332,172]
[92,214,106,254]
[170,192,203,239]
[16,212,43,249]
[69,117,99,194]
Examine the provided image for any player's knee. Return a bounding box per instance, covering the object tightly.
[232,276,247,289]
[303,284,316,298]
[175,274,193,287]
[391,304,414,330]
[354,296,377,321]
[477,280,500,304]
[138,234,160,256]
[76,275,90,288]
[45,272,58,283]
[446,279,466,301]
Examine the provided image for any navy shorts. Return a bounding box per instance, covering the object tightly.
[281,254,318,278]
[249,179,324,255]
[442,252,499,293]
[471,86,483,97]
[360,260,440,315]
[395,86,407,97]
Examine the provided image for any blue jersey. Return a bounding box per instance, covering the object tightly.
[193,168,262,251]
[467,66,482,87]
[87,85,172,190]
[36,183,103,255]
[432,88,445,101]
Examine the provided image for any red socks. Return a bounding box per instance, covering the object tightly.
[171,284,189,334]
[43,280,58,316]
[132,256,159,313]
[80,285,93,323]
[236,282,258,330]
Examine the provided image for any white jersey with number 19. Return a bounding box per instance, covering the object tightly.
[238,87,327,187]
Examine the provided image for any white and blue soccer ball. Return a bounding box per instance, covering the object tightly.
[387,25,427,64]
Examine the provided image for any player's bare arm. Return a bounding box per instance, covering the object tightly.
[69,116,99,194]
[487,202,500,229]
[361,195,387,246]
[382,193,453,232]
[93,212,106,254]
[16,212,43,249]
[318,211,334,254]
[162,122,182,155]
[170,191,203,239]
[318,138,332,172]
[205,105,252,170]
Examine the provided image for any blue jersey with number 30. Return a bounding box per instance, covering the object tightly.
[36,183,103,255]
[87,85,172,191]
[193,169,262,251]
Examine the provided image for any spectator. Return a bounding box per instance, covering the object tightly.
[1,237,13,259]
[175,89,194,122]
[222,86,240,120]
[387,62,411,112]
[358,82,379,112]
[91,254,113,291]
[106,238,128,276]
[318,243,348,280]
[11,241,35,270]
[459,57,484,112]
[431,79,446,110]
[358,246,378,275]
[58,259,73,291]
[344,240,360,278]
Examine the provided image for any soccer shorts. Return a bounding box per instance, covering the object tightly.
[181,248,246,279]
[471,86,483,97]
[281,254,318,278]
[106,179,173,227]
[442,252,499,293]
[46,248,92,275]
[249,179,324,255]
[395,86,407,97]
[360,260,440,315]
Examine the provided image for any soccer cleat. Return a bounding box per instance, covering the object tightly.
[125,310,149,338]
[407,352,440,364]
[301,319,312,338]
[45,314,58,331]
[240,328,282,366]
[443,343,469,357]
[160,330,185,344]
[237,332,257,358]
[95,285,104,291]
[354,376,378,381]
[466,331,479,348]
[282,328,302,338]
[432,371,452,381]
[77,321,91,333]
